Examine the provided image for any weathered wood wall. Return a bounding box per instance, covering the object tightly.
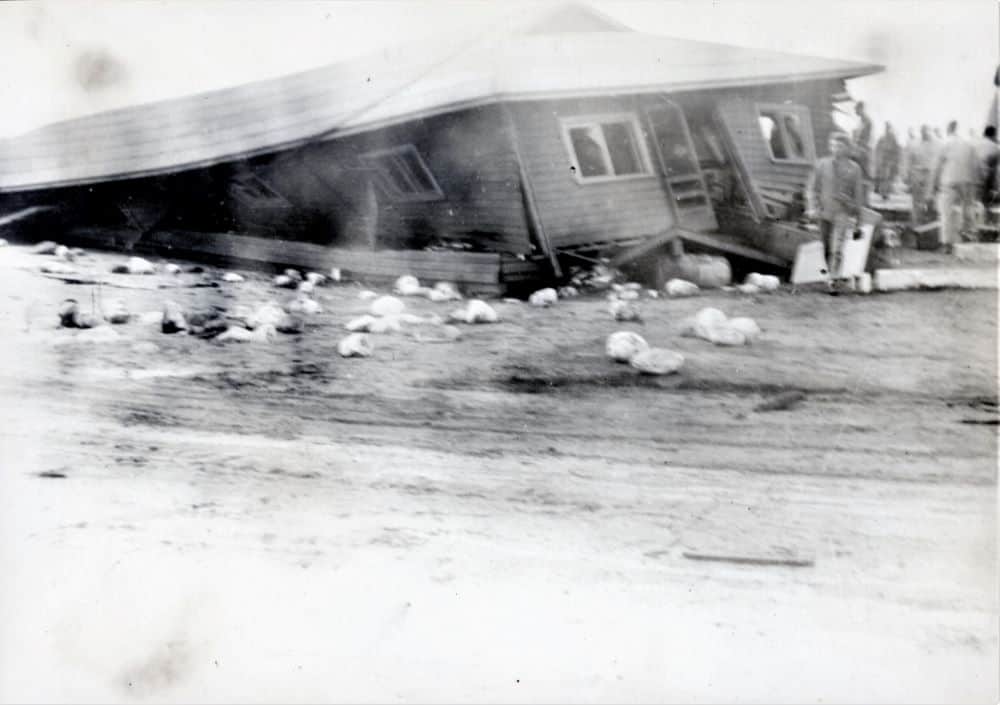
[261,105,533,254]
[508,96,676,250]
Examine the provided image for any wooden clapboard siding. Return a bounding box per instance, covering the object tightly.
[715,81,841,204]
[508,97,675,251]
[261,105,532,254]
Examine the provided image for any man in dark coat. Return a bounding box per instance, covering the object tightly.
[874,122,901,200]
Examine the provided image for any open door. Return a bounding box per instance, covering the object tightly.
[645,101,717,231]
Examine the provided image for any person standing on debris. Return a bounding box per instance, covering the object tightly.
[933,121,980,248]
[873,122,901,200]
[805,132,865,274]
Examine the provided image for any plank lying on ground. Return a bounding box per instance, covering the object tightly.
[874,267,998,291]
[682,552,814,568]
[66,228,510,287]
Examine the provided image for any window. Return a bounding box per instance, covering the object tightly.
[358,145,443,202]
[561,114,652,182]
[756,104,815,164]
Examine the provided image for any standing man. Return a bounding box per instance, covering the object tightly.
[851,101,873,187]
[874,122,901,200]
[933,121,980,248]
[806,132,865,283]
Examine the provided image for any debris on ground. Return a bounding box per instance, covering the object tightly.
[665,278,700,297]
[358,289,378,301]
[568,262,617,291]
[557,286,579,299]
[630,348,684,375]
[329,267,342,282]
[605,331,649,363]
[736,283,761,295]
[411,324,463,343]
[682,552,813,568]
[273,274,297,288]
[370,295,406,317]
[680,307,757,346]
[161,301,188,334]
[338,332,373,357]
[744,273,781,292]
[449,299,499,324]
[111,257,156,275]
[754,390,807,412]
[428,281,463,302]
[609,297,642,322]
[164,263,182,275]
[305,272,326,286]
[394,275,424,296]
[187,309,229,338]
[221,272,245,283]
[216,324,276,343]
[529,287,558,307]
[288,295,322,316]
[247,302,285,330]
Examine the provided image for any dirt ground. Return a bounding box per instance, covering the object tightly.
[0,243,996,703]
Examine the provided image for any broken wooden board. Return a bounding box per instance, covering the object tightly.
[64,227,531,293]
[676,229,788,268]
[608,229,680,269]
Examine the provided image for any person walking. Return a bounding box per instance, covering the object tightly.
[933,121,980,248]
[806,132,865,287]
[905,125,938,227]
[974,126,999,211]
[874,122,901,200]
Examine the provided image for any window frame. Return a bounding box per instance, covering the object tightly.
[755,103,816,165]
[558,113,655,185]
[358,144,444,203]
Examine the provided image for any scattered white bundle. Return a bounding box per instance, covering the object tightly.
[0,238,8,247]
[726,317,762,342]
[164,263,182,275]
[358,289,378,301]
[329,267,342,283]
[138,311,164,325]
[247,302,286,329]
[126,257,155,275]
[297,280,315,294]
[680,306,758,346]
[623,282,642,291]
[428,281,462,302]
[744,273,780,292]
[665,278,700,297]
[54,245,71,260]
[736,283,761,295]
[370,295,406,317]
[605,331,649,363]
[369,317,402,334]
[216,324,275,343]
[449,299,499,324]
[283,268,303,282]
[221,272,245,283]
[646,289,660,299]
[609,298,641,322]
[288,296,322,316]
[338,332,373,357]
[305,272,326,286]
[345,315,377,332]
[630,348,685,375]
[273,274,296,288]
[617,289,640,301]
[529,288,558,307]
[394,275,423,296]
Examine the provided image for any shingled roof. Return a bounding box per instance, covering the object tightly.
[0,3,882,192]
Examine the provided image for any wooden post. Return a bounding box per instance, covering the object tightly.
[502,103,562,279]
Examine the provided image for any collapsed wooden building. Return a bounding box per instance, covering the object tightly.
[0,4,882,293]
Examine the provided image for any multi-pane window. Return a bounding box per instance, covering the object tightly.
[561,114,652,182]
[757,104,815,163]
[359,145,443,202]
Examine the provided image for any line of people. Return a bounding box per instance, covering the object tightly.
[849,101,999,248]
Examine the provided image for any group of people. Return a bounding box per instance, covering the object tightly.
[806,101,999,262]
